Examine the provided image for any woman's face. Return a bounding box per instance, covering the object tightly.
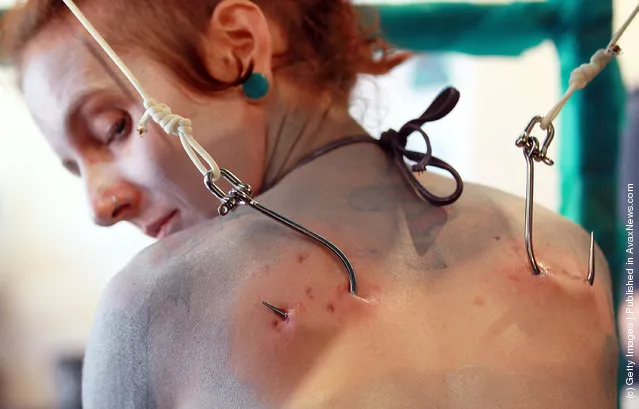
[20,28,268,239]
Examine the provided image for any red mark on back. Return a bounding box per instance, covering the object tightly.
[297,252,310,263]
[270,319,286,333]
[474,295,485,306]
[326,303,335,313]
[305,287,315,300]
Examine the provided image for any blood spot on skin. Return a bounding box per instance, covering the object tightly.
[474,295,485,306]
[326,303,335,313]
[494,236,501,241]
[270,317,288,332]
[305,287,314,300]
[297,252,310,263]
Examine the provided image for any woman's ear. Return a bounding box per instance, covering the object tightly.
[203,0,273,88]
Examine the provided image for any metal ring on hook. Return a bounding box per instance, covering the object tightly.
[516,116,556,166]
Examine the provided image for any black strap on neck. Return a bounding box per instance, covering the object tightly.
[264,86,464,207]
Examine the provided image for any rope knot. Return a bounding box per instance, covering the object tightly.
[138,99,193,136]
[541,47,617,130]
[135,98,220,180]
[568,48,612,90]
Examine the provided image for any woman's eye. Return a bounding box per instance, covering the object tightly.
[106,115,130,145]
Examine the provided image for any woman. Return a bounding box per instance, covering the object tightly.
[1,0,618,407]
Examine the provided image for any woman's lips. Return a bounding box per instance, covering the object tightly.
[145,210,179,239]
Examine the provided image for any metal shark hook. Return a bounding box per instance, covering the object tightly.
[204,169,358,319]
[515,116,595,286]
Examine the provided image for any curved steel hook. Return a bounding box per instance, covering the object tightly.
[516,117,595,285]
[204,169,358,318]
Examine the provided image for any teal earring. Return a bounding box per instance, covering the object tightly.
[241,72,270,100]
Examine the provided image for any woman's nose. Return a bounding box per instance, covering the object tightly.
[90,188,139,227]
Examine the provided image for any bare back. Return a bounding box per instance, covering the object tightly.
[83,143,617,409]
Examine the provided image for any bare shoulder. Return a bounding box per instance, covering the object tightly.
[82,246,159,408]
[102,211,262,298]
[89,200,315,329]
[82,215,249,408]
[87,210,267,337]
[460,180,612,284]
[83,211,302,408]
[404,172,610,275]
[458,178,590,235]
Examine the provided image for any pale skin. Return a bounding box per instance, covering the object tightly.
[19,1,618,408]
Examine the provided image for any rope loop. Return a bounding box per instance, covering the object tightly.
[138,99,221,180]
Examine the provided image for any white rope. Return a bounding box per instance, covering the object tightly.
[61,0,222,181]
[540,3,639,130]
[138,99,219,178]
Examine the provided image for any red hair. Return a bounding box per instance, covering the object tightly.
[0,0,407,99]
